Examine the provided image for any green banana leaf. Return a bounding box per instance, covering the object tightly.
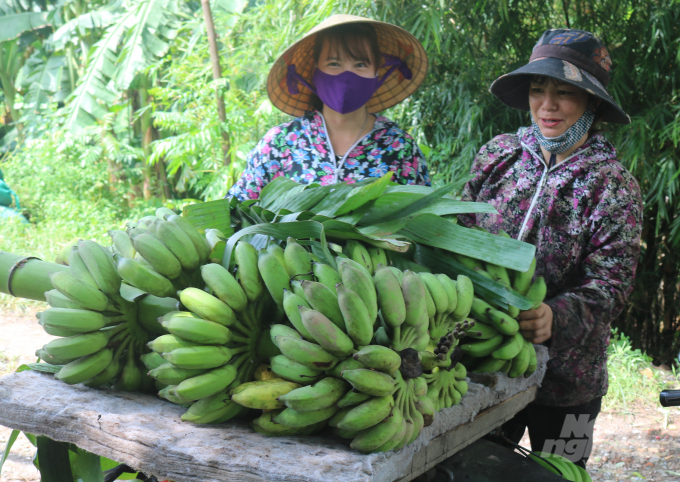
[333,171,394,216]
[415,245,534,310]
[361,183,456,224]
[400,214,535,272]
[0,430,20,477]
[183,199,232,235]
[36,437,74,482]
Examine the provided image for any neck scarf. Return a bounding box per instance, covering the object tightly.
[531,109,595,155]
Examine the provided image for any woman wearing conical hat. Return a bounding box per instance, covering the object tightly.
[460,29,643,468]
[228,15,430,201]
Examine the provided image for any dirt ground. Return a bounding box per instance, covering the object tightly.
[1,307,679,482]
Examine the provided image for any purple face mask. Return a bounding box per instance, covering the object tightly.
[286,54,413,114]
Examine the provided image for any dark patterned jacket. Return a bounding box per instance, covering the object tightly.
[228,111,430,201]
[459,126,643,406]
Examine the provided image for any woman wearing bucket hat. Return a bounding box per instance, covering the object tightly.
[227,14,430,201]
[459,29,643,468]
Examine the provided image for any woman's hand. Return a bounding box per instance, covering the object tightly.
[518,303,553,344]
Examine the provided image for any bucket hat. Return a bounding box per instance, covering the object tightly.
[489,29,630,124]
[267,14,428,117]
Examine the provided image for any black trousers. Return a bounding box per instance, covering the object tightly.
[493,397,602,469]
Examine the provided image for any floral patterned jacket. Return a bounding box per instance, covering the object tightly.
[459,127,643,407]
[227,111,430,201]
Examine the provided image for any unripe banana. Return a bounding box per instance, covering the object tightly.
[55,348,113,385]
[486,263,511,288]
[159,315,232,345]
[337,390,372,408]
[156,220,200,270]
[488,308,520,335]
[420,276,437,319]
[275,335,339,371]
[336,283,373,346]
[278,377,347,411]
[36,348,77,365]
[44,330,112,359]
[77,239,122,297]
[282,289,314,340]
[312,262,342,295]
[283,238,313,281]
[513,257,536,295]
[525,276,547,309]
[419,273,449,315]
[270,323,302,344]
[452,252,484,271]
[156,207,177,220]
[234,241,265,302]
[351,405,403,453]
[140,352,166,371]
[471,356,509,374]
[333,426,361,439]
[167,215,211,266]
[508,340,531,378]
[147,334,199,354]
[133,233,182,279]
[326,356,365,379]
[435,273,458,314]
[367,247,388,272]
[109,230,136,259]
[464,321,500,340]
[179,287,237,327]
[393,417,415,451]
[200,263,248,313]
[112,349,143,392]
[49,271,109,312]
[375,417,408,452]
[69,247,98,287]
[181,388,244,423]
[344,240,373,274]
[251,409,305,436]
[40,308,107,333]
[230,379,301,410]
[148,363,206,385]
[136,295,178,336]
[342,368,396,396]
[290,279,306,299]
[471,297,493,323]
[301,280,344,330]
[353,345,401,374]
[339,262,378,322]
[524,342,538,377]
[452,275,474,320]
[171,364,238,401]
[491,333,524,360]
[258,249,292,309]
[44,289,87,310]
[374,265,406,328]
[460,334,504,358]
[161,346,234,369]
[454,362,467,380]
[205,228,225,252]
[387,266,404,284]
[420,351,452,371]
[270,354,323,385]
[114,255,175,297]
[83,354,122,388]
[274,404,339,428]
[299,306,354,357]
[401,270,428,327]
[337,395,394,432]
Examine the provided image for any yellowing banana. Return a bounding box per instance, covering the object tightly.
[200,263,248,313]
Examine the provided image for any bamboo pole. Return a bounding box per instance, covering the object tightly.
[0,251,69,302]
[201,0,231,166]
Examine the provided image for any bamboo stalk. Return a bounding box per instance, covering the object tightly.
[0,251,69,302]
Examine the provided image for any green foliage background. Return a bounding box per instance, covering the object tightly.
[0,0,679,363]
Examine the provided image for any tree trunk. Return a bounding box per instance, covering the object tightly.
[201,0,231,166]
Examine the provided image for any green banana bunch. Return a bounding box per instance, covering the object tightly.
[299,306,354,357]
[49,271,109,312]
[336,394,394,432]
[166,215,211,266]
[110,230,136,259]
[156,220,200,271]
[338,258,378,322]
[278,377,347,411]
[258,248,291,309]
[114,255,175,297]
[132,233,183,280]
[77,239,122,297]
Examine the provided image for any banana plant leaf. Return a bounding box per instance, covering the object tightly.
[415,245,534,310]
[319,219,409,252]
[400,213,535,272]
[333,171,394,216]
[361,183,456,224]
[0,430,20,476]
[183,199,232,235]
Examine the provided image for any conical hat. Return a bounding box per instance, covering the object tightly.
[267,14,428,117]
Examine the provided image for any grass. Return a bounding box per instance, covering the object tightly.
[604,328,680,413]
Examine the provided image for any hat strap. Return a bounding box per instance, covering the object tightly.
[286,54,413,96]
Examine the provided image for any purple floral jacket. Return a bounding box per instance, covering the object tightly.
[227,111,430,201]
[460,127,643,407]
